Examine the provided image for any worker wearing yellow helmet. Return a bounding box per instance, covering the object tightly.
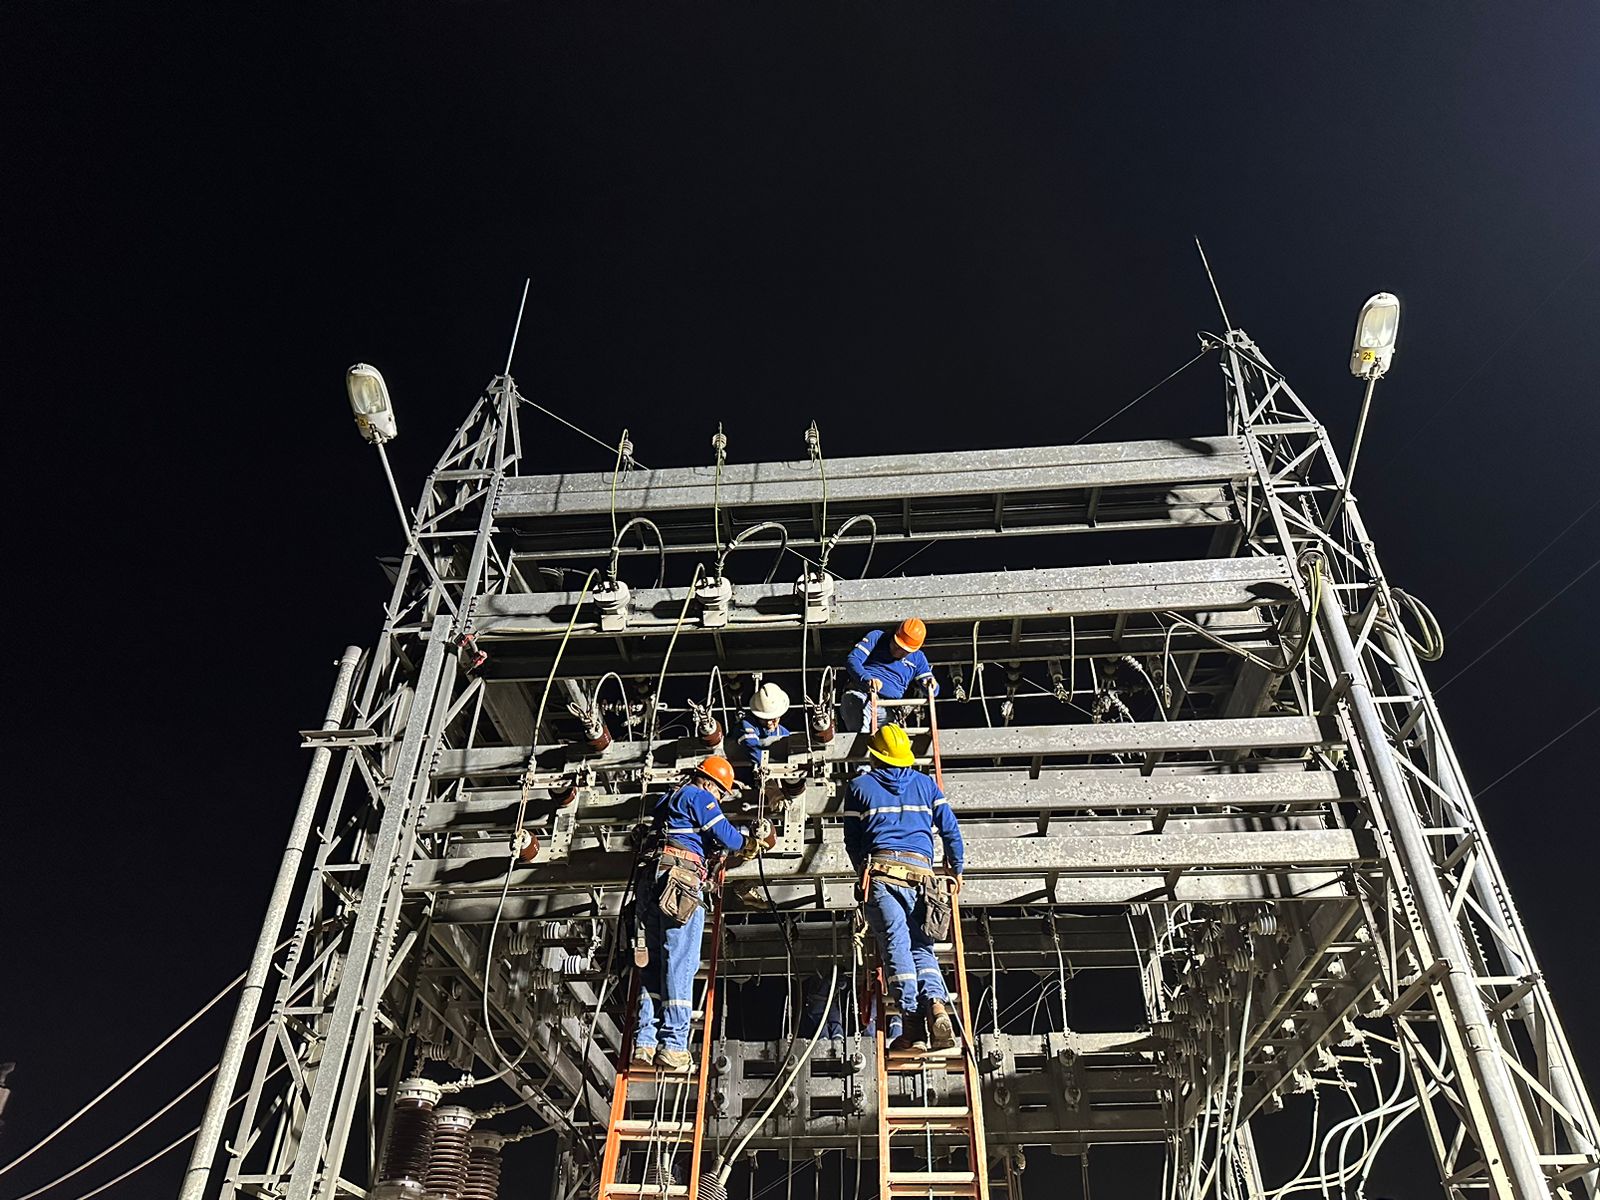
[844,724,964,1051]
[841,617,939,732]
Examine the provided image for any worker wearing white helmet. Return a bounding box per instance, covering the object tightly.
[739,681,791,769]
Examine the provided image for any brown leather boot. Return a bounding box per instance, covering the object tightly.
[927,1000,956,1050]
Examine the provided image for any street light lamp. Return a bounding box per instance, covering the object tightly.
[346,363,398,444]
[1333,293,1401,517]
[345,362,431,573]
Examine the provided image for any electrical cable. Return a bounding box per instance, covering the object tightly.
[478,570,599,1091]
[518,397,648,470]
[1435,557,1597,693]
[1476,702,1599,797]
[1448,496,1600,635]
[1073,345,1218,445]
[39,1059,295,1200]
[608,517,666,589]
[820,513,878,579]
[0,936,292,1178]
[1387,588,1443,662]
[717,522,788,585]
[707,966,840,1189]
[10,986,310,1200]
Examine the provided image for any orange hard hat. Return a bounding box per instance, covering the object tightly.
[893,617,927,653]
[694,755,736,793]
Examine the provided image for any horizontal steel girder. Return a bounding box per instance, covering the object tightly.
[430,715,1337,781]
[495,436,1248,522]
[422,765,1356,831]
[406,826,1370,893]
[469,557,1293,640]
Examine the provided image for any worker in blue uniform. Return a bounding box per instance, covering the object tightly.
[738,681,791,770]
[634,755,760,1071]
[841,617,939,733]
[843,724,965,1050]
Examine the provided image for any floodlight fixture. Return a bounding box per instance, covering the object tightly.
[347,363,398,443]
[1349,292,1400,380]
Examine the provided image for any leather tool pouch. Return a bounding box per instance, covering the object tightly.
[920,876,953,942]
[658,864,704,926]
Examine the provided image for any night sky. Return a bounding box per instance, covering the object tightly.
[4,4,1598,1198]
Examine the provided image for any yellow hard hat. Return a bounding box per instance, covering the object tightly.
[868,724,917,768]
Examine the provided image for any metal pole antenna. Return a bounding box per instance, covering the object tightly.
[505,276,531,377]
[179,646,364,1200]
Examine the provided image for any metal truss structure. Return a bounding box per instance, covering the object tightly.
[181,332,1597,1200]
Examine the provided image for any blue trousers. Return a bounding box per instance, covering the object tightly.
[864,880,948,1019]
[635,865,704,1052]
[841,691,874,733]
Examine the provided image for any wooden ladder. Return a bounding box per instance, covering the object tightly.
[598,888,724,1200]
[874,890,1000,1200]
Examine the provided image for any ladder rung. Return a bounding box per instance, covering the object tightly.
[885,1105,971,1122]
[885,1048,963,1071]
[606,1187,689,1197]
[612,1119,694,1137]
[887,1187,978,1199]
[888,1171,977,1185]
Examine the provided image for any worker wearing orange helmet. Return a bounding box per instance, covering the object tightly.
[841,617,939,732]
[633,755,760,1070]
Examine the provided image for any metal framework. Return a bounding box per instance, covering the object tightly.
[180,333,1597,1200]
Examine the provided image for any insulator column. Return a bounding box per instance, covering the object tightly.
[423,1106,477,1199]
[462,1131,508,1200]
[373,1078,443,1197]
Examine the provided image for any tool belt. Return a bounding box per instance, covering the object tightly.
[864,853,951,942]
[654,844,706,926]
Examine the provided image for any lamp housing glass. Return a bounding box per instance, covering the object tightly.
[347,363,398,443]
[1349,293,1401,380]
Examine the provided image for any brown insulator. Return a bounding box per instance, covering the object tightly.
[810,712,835,744]
[550,784,579,808]
[376,1078,442,1191]
[699,718,724,748]
[422,1106,475,1199]
[461,1138,504,1200]
[515,829,539,863]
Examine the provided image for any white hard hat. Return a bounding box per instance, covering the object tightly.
[749,681,791,721]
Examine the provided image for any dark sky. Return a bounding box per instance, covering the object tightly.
[4,4,1598,1198]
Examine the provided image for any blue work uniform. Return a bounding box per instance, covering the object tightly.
[738,717,790,769]
[843,765,964,1022]
[842,628,938,732]
[635,783,746,1054]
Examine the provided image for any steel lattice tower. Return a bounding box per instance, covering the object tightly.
[180,328,1598,1200]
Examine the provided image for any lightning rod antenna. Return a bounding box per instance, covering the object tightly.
[504,277,531,376]
[1194,238,1233,332]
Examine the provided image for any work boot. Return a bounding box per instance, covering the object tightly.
[891,1013,928,1053]
[927,1000,956,1050]
[631,1044,657,1069]
[655,1048,693,1072]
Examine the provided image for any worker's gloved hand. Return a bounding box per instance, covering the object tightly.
[867,678,883,694]
[924,679,940,698]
